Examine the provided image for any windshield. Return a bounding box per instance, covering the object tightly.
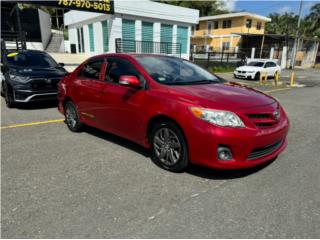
[247,61,265,67]
[135,56,220,85]
[4,51,59,68]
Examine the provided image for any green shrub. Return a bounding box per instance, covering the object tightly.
[208,65,235,73]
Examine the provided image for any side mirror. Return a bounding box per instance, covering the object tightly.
[59,62,65,67]
[119,75,141,88]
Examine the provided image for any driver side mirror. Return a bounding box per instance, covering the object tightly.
[119,75,141,88]
[59,62,65,67]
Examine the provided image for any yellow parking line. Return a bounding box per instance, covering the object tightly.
[1,119,64,130]
[263,88,291,94]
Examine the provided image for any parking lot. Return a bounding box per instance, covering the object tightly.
[1,70,320,238]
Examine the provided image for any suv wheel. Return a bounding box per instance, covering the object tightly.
[65,101,83,132]
[4,84,15,108]
[150,121,188,172]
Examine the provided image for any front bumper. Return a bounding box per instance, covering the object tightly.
[185,109,289,170]
[13,90,57,102]
[234,71,255,79]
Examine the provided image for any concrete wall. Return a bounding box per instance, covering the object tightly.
[38,9,52,49]
[26,42,44,50]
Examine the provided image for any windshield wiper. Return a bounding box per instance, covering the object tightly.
[186,80,217,85]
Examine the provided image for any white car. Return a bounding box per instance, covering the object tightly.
[234,60,281,80]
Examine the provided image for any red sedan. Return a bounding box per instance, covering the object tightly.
[58,54,289,172]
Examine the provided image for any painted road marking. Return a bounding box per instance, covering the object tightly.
[1,119,64,130]
[0,87,295,130]
[263,88,292,93]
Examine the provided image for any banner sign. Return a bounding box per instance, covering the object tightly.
[29,0,114,14]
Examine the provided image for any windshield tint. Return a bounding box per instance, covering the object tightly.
[135,56,220,85]
[247,61,265,67]
[5,51,58,68]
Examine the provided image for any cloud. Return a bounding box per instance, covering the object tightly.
[277,6,292,14]
[221,0,237,11]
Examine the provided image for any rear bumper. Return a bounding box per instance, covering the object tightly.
[13,90,57,102]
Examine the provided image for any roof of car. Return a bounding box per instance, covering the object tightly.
[247,59,277,63]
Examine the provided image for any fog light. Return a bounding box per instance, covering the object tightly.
[217,146,233,161]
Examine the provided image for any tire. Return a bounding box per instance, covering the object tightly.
[1,82,5,97]
[254,72,260,81]
[4,83,15,108]
[150,121,188,172]
[64,101,83,132]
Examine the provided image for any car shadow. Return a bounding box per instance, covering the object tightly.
[185,158,276,180]
[82,125,275,179]
[83,125,150,157]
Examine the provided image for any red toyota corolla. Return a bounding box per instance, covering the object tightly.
[58,54,289,172]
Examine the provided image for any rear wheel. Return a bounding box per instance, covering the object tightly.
[65,101,83,132]
[150,121,188,172]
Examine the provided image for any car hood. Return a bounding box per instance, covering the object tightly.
[168,82,275,111]
[236,66,263,71]
[9,66,67,79]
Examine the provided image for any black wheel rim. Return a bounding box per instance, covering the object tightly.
[153,127,181,166]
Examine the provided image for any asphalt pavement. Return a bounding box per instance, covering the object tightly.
[1,73,320,238]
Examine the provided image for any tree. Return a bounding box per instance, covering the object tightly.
[305,3,320,38]
[265,12,299,36]
[158,1,229,16]
[266,3,320,39]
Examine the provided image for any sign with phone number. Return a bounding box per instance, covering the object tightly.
[29,0,114,14]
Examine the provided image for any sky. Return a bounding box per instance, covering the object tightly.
[223,0,320,17]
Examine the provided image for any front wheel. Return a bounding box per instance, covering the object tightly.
[150,121,188,172]
[4,84,15,108]
[65,101,83,132]
[254,72,260,81]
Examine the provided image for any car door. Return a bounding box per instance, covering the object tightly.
[96,57,148,144]
[71,58,106,126]
[265,61,277,76]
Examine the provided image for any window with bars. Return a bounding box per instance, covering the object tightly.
[88,24,95,52]
[177,26,188,54]
[101,20,109,52]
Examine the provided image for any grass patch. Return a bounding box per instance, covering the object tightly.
[209,65,235,73]
[314,64,320,69]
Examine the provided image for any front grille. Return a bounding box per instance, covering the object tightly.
[28,78,61,90]
[247,140,283,160]
[247,113,278,128]
[238,71,246,74]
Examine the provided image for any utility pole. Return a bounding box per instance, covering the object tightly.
[290,0,303,69]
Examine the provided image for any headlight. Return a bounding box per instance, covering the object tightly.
[190,107,245,128]
[9,74,29,84]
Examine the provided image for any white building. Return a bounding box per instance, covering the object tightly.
[64,0,199,59]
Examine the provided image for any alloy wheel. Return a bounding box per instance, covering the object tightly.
[65,104,78,129]
[153,127,181,166]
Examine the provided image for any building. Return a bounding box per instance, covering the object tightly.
[1,2,52,51]
[64,0,199,59]
[191,12,271,52]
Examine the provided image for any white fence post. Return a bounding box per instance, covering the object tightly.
[270,47,274,59]
[281,46,287,69]
[251,48,255,59]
